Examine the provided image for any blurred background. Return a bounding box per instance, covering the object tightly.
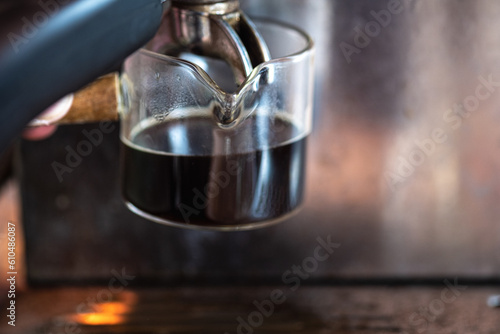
[1,0,500,333]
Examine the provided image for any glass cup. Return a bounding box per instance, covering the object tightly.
[120,19,314,230]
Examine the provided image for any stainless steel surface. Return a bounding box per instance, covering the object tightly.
[171,0,238,13]
[151,0,271,86]
[237,0,500,277]
[16,0,500,282]
[173,0,232,4]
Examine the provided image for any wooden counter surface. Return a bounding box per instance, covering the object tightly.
[1,286,499,333]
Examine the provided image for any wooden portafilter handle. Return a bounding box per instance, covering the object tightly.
[30,73,120,126]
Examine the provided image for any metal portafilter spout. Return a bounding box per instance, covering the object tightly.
[148,0,271,86]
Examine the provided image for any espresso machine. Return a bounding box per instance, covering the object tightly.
[2,0,500,333]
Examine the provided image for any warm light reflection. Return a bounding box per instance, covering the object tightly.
[71,313,125,326]
[68,301,132,326]
[96,302,131,315]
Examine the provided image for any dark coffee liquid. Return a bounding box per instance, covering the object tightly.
[121,115,307,228]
